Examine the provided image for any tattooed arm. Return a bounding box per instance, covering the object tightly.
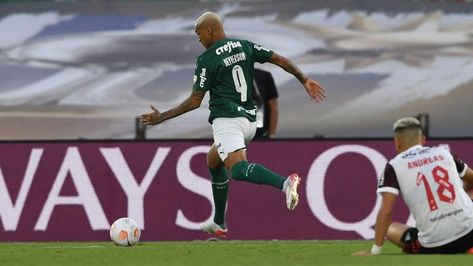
[140,90,206,125]
[268,52,326,102]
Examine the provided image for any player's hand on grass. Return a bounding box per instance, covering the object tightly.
[140,105,162,125]
[352,250,374,256]
[304,78,326,102]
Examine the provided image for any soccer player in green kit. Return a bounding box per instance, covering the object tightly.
[141,11,326,237]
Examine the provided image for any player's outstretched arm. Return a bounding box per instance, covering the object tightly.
[268,52,326,102]
[140,90,206,126]
[353,192,397,256]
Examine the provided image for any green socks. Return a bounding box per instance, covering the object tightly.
[210,162,286,226]
[209,167,228,227]
[231,161,285,189]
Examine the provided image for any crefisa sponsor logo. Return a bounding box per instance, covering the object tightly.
[215,41,242,55]
[199,68,206,88]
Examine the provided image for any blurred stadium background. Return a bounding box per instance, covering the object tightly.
[1,0,473,139]
[0,0,472,248]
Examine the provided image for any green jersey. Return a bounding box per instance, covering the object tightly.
[193,38,273,124]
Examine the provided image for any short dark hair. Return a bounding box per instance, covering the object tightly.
[393,117,422,133]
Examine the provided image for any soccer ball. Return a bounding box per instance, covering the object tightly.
[110,217,141,246]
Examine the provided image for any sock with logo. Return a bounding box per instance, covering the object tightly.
[231,161,285,189]
[209,166,228,227]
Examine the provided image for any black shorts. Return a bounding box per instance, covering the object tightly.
[401,227,473,254]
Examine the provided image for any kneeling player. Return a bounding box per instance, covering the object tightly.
[355,117,473,255]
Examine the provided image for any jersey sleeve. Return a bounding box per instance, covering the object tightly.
[193,55,212,92]
[451,153,468,178]
[249,41,274,63]
[377,162,400,195]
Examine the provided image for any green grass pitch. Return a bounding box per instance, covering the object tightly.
[1,240,471,266]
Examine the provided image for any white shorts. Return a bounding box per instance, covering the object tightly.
[212,117,257,162]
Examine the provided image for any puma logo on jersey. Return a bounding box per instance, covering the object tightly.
[253,44,270,52]
[215,41,242,55]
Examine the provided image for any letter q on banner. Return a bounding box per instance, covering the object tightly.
[306,145,387,239]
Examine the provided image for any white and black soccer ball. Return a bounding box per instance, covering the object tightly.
[110,217,141,246]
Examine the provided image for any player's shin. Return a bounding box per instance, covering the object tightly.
[209,167,228,227]
[231,161,285,189]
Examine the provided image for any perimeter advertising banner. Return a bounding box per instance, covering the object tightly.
[0,139,472,241]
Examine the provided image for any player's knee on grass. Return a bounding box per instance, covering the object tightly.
[389,223,416,248]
